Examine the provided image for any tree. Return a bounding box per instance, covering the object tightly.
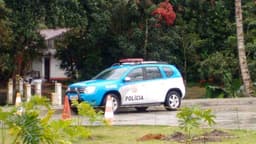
[0,0,13,81]
[4,0,46,77]
[56,0,113,80]
[242,1,256,82]
[0,0,12,48]
[2,0,88,80]
[152,0,176,27]
[174,0,235,82]
[235,0,254,97]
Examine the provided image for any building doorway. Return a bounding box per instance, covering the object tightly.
[44,57,50,81]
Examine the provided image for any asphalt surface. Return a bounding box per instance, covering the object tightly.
[51,97,256,130]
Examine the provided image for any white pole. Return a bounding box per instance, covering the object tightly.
[53,83,62,105]
[35,81,42,96]
[25,84,32,102]
[7,79,13,104]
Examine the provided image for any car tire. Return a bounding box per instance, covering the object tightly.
[164,91,181,111]
[71,107,78,114]
[69,100,78,114]
[135,107,148,112]
[104,93,120,113]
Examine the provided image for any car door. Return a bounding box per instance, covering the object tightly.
[119,67,148,105]
[143,66,166,103]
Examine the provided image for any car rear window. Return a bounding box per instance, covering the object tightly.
[145,66,162,80]
[163,66,173,77]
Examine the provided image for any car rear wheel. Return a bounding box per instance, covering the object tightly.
[165,91,181,111]
[104,93,120,113]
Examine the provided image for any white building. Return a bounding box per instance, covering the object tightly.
[31,28,69,82]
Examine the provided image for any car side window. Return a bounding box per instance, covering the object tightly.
[145,66,162,80]
[127,68,143,82]
[163,67,173,77]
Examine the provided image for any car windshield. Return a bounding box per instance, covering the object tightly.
[92,67,128,80]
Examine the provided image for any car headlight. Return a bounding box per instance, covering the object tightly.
[83,86,96,94]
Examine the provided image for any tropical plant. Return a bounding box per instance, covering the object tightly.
[176,106,216,143]
[0,96,103,144]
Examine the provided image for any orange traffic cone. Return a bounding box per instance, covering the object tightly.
[62,96,71,120]
[104,95,114,125]
[15,92,22,106]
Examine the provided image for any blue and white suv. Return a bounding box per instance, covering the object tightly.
[66,58,185,113]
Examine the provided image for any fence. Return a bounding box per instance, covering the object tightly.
[6,78,67,106]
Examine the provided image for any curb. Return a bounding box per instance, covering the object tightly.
[182,97,256,106]
[50,97,256,113]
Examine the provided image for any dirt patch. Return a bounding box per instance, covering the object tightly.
[137,129,237,143]
[196,129,237,142]
[137,133,166,141]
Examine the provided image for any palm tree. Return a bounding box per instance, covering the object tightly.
[235,0,254,97]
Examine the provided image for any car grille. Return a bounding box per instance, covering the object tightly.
[69,87,85,93]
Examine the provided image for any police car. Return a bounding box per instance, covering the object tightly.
[66,58,185,113]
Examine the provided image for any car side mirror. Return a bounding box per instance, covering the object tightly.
[124,77,131,82]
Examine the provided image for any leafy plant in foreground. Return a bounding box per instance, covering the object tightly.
[0,96,104,144]
[176,106,216,143]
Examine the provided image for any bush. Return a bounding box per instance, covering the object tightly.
[0,96,104,144]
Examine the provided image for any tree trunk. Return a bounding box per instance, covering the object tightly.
[143,18,148,59]
[235,0,254,97]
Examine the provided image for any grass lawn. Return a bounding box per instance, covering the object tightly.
[74,125,256,144]
[1,125,256,144]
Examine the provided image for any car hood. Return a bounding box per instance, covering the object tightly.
[69,79,119,88]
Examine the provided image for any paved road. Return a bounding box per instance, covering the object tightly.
[52,97,256,130]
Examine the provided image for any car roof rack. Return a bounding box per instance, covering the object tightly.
[111,58,167,66]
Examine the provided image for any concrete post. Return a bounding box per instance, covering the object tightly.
[52,83,62,105]
[7,79,13,104]
[35,81,42,96]
[25,84,32,102]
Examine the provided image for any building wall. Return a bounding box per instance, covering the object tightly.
[50,56,67,81]
[31,58,43,78]
[31,39,68,81]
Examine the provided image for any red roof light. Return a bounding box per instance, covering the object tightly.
[119,58,144,63]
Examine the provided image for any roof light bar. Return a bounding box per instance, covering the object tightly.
[119,58,144,63]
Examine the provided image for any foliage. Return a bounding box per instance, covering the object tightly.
[175,0,236,82]
[152,0,176,26]
[0,96,104,144]
[71,100,104,124]
[200,51,241,97]
[42,0,88,28]
[1,0,88,81]
[3,0,46,77]
[0,0,13,81]
[0,0,12,48]
[243,1,256,81]
[0,0,256,95]
[176,106,216,143]
[56,0,114,80]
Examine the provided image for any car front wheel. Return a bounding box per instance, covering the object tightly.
[165,91,181,111]
[104,93,120,113]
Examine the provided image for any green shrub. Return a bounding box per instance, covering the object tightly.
[176,106,216,143]
[0,96,104,144]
